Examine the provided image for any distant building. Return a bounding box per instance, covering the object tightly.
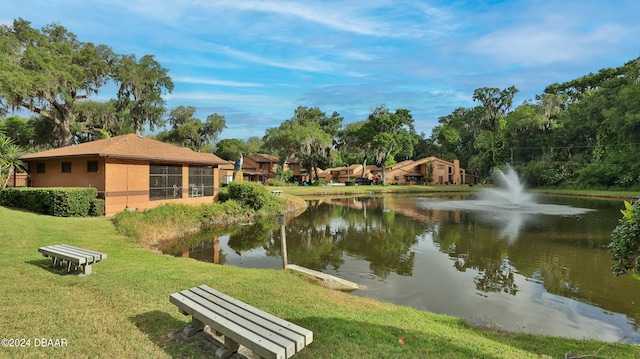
[316,157,472,185]
[384,157,467,185]
[241,154,303,183]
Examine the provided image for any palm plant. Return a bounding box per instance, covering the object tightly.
[0,133,25,189]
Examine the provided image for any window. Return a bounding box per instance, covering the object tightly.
[149,164,183,200]
[437,164,445,169]
[87,161,99,172]
[188,166,214,197]
[36,163,45,174]
[61,162,72,173]
[259,163,266,169]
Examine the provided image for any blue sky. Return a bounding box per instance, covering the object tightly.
[3,1,639,141]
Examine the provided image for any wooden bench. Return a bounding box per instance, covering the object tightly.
[170,285,313,359]
[38,244,107,275]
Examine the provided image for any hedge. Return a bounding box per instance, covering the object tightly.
[0,187,104,217]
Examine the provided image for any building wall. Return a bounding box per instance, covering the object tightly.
[103,159,219,216]
[5,172,28,187]
[26,157,219,216]
[27,156,106,189]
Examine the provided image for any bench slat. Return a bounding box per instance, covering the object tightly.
[188,287,302,354]
[196,285,312,348]
[38,244,106,264]
[171,292,290,359]
[58,244,107,262]
[39,246,89,265]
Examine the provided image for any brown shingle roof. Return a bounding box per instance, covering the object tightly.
[21,133,227,165]
[246,154,279,163]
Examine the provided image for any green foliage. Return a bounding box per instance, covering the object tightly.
[113,54,174,134]
[214,137,262,161]
[576,163,622,187]
[263,106,341,181]
[90,198,105,216]
[0,187,99,216]
[0,19,173,146]
[0,115,34,148]
[426,161,434,183]
[519,161,568,187]
[312,178,327,186]
[359,105,417,185]
[0,133,24,188]
[112,200,248,240]
[225,181,283,213]
[606,199,640,276]
[154,106,225,151]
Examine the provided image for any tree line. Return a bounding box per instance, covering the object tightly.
[432,57,640,189]
[2,18,640,189]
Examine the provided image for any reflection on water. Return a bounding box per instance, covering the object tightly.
[169,194,640,343]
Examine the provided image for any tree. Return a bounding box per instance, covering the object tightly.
[0,115,34,148]
[339,121,369,177]
[289,106,340,181]
[73,100,121,142]
[156,106,226,152]
[0,19,174,147]
[263,120,322,181]
[0,19,116,146]
[360,105,417,185]
[430,107,483,169]
[113,54,174,134]
[472,86,519,171]
[215,137,262,161]
[263,106,338,181]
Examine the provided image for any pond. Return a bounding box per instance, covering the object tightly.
[167,193,640,343]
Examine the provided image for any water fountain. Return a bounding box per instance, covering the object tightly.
[480,166,534,206]
[420,166,591,215]
[418,166,592,240]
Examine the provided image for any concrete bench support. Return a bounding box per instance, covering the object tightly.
[38,244,107,275]
[170,285,313,359]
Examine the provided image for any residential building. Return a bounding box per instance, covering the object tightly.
[241,154,303,183]
[20,133,227,216]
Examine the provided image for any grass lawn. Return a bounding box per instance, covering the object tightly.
[1,205,638,358]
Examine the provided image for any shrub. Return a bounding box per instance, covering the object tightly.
[577,163,622,187]
[606,199,640,277]
[0,187,99,217]
[226,181,271,211]
[311,178,326,186]
[90,198,106,216]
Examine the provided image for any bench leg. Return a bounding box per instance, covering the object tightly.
[79,264,92,275]
[215,337,239,359]
[183,317,205,338]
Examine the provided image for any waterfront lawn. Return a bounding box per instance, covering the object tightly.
[0,205,638,359]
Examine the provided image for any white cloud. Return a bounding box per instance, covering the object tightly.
[173,76,264,88]
[469,23,628,66]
